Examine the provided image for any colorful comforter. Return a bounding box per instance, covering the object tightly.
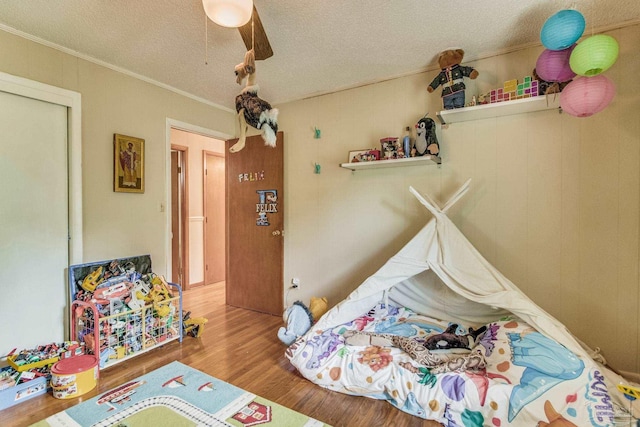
[286,303,615,426]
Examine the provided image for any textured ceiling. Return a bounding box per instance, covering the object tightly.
[0,0,638,110]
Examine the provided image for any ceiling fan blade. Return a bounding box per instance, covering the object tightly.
[238,5,273,60]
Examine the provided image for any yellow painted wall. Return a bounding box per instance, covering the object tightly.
[1,20,638,376]
[0,29,235,277]
[279,23,640,375]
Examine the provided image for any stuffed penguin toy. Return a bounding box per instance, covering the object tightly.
[414,116,440,157]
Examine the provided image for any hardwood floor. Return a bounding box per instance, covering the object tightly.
[0,283,441,427]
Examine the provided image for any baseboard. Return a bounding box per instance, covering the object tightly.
[620,370,640,384]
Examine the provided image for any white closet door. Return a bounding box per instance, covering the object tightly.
[0,90,68,352]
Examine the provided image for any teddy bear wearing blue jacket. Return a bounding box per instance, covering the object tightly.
[428,49,479,109]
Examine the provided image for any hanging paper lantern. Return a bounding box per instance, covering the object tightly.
[536,45,577,82]
[560,75,616,117]
[540,9,585,50]
[569,34,619,76]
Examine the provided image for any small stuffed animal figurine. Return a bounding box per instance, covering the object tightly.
[427,49,479,110]
[414,115,440,157]
[532,68,571,96]
[231,49,279,153]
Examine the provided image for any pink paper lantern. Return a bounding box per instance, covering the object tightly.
[560,75,616,117]
[536,45,577,82]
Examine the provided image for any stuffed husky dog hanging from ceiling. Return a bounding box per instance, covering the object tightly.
[230,49,279,153]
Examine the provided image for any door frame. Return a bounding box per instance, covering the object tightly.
[171,144,189,289]
[0,71,82,264]
[164,118,232,285]
[203,150,226,286]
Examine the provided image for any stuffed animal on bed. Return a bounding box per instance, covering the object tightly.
[278,301,314,346]
[427,49,479,110]
[425,323,486,350]
[343,329,487,374]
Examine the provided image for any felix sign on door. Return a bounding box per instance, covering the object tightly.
[256,189,278,226]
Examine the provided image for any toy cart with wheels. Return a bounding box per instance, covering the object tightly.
[69,255,182,369]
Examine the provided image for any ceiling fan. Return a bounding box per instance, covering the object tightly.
[202,0,273,60]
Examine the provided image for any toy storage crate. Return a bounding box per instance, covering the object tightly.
[69,255,182,369]
[0,373,48,410]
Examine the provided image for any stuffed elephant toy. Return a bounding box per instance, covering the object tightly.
[277,301,314,346]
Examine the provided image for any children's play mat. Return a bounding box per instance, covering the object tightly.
[32,361,329,427]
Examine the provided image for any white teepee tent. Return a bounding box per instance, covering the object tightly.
[312,179,637,414]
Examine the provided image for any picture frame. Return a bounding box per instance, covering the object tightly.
[348,149,380,163]
[114,133,145,193]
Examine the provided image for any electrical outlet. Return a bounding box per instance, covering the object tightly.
[291,277,300,288]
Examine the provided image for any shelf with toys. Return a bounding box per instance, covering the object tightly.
[340,155,441,171]
[436,95,561,125]
[436,74,561,125]
[341,123,442,171]
[69,255,183,370]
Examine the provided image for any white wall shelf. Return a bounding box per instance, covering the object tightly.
[340,155,441,171]
[436,96,561,125]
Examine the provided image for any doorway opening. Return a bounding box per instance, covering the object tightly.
[203,151,226,286]
[170,145,189,288]
[166,120,230,296]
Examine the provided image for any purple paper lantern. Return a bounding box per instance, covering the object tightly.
[536,45,577,82]
[560,75,616,117]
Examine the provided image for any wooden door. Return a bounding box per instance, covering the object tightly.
[0,90,69,351]
[204,152,226,285]
[226,132,284,316]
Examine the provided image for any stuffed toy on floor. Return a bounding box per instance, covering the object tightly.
[278,301,314,346]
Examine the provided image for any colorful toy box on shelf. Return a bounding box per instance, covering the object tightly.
[481,75,541,104]
[69,255,182,370]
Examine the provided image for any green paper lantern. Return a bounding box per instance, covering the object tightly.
[570,34,619,76]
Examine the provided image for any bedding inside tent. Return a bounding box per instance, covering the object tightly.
[285,180,638,426]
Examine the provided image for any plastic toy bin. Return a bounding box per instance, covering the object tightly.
[0,375,48,410]
[69,255,182,370]
[7,355,59,372]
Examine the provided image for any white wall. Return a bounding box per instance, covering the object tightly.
[278,23,640,375]
[0,29,235,279]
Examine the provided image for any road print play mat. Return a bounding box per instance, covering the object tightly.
[33,361,330,427]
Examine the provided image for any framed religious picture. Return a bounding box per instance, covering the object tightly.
[114,133,145,193]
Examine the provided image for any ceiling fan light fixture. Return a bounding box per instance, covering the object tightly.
[203,0,253,28]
